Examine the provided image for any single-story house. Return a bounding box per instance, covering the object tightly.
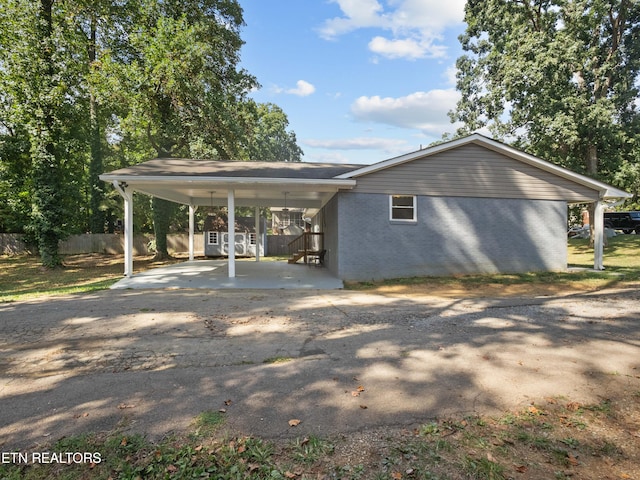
[100,134,631,281]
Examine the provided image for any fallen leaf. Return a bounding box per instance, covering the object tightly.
[487,452,496,462]
[237,445,246,454]
[528,406,539,415]
[219,408,227,413]
[405,468,414,475]
[284,471,297,478]
[300,437,309,446]
[288,419,301,427]
[356,385,365,392]
[117,403,135,409]
[351,391,361,397]
[566,402,582,411]
[360,405,368,409]
[120,437,127,447]
[224,399,232,406]
[568,454,578,466]
[391,471,402,480]
[167,464,178,473]
[514,465,528,473]
[195,445,203,452]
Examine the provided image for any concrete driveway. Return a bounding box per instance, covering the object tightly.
[1,288,639,450]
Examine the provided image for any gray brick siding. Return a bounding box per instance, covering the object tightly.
[333,192,567,281]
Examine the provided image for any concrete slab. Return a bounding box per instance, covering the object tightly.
[110,259,344,290]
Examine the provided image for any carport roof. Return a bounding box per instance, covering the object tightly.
[100,159,362,208]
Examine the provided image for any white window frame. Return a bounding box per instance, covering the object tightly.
[389,195,417,222]
[207,231,219,245]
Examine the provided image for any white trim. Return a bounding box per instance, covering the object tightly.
[99,175,356,189]
[228,190,235,278]
[389,195,417,222]
[207,231,219,245]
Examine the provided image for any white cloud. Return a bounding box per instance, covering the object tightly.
[273,80,316,97]
[287,80,316,96]
[304,136,409,152]
[319,0,465,60]
[350,89,462,136]
[444,64,458,86]
[368,36,447,60]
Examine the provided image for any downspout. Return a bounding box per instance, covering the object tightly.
[112,180,133,277]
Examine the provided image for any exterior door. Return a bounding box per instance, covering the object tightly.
[222,233,247,256]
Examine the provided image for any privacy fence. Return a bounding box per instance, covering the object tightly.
[1,233,296,256]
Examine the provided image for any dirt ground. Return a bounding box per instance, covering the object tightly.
[1,255,639,478]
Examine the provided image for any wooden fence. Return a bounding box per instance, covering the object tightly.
[1,233,295,256]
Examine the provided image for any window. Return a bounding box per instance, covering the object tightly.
[207,231,219,245]
[278,211,305,228]
[390,195,416,222]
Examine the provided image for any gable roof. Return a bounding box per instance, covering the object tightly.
[335,134,631,201]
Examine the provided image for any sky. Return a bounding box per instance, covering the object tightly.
[239,0,468,165]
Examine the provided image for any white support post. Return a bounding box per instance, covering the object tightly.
[228,189,235,278]
[188,204,197,261]
[113,181,133,277]
[255,206,260,262]
[593,200,605,270]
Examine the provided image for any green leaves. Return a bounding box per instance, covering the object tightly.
[452,0,640,188]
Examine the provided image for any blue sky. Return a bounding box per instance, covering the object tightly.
[239,0,467,164]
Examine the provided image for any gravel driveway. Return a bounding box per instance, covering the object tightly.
[1,288,639,450]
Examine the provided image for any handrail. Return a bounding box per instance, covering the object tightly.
[288,232,324,263]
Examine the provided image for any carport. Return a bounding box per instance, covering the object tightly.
[99,160,358,279]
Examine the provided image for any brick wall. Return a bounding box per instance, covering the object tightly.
[335,192,567,281]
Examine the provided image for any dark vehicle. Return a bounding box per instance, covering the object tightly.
[604,211,640,234]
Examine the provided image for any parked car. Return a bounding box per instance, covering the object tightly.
[603,211,640,234]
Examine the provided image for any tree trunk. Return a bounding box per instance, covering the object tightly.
[31,0,63,268]
[88,14,105,233]
[151,196,174,260]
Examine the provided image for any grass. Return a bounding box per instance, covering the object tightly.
[1,394,637,479]
[3,236,640,302]
[0,253,183,302]
[346,235,640,295]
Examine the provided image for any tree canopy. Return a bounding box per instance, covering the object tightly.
[0,0,303,264]
[451,0,640,196]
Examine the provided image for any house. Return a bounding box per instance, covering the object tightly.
[100,134,631,281]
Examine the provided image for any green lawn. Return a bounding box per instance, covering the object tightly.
[2,235,640,302]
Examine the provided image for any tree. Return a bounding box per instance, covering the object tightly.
[102,0,258,259]
[0,0,88,266]
[242,102,303,162]
[452,0,640,182]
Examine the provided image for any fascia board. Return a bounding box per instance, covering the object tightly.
[99,174,356,190]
